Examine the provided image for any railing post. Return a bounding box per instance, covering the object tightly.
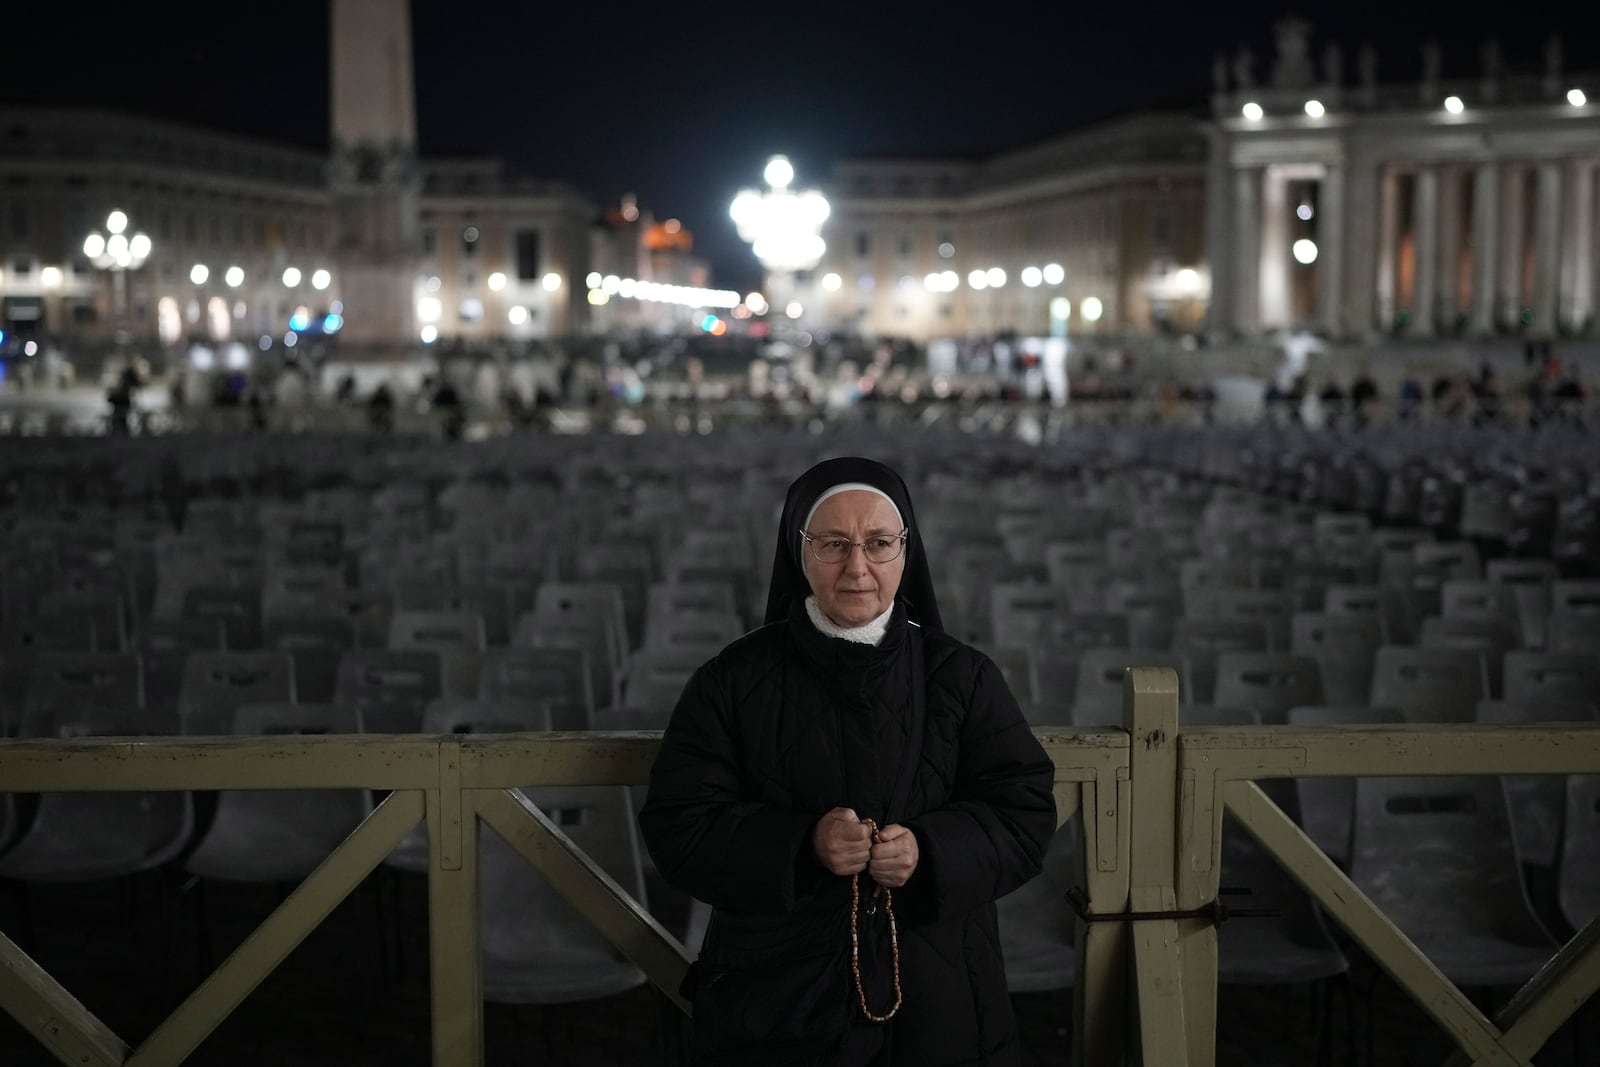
[1123,666,1189,1064]
[428,740,482,1066]
[1072,773,1132,1065]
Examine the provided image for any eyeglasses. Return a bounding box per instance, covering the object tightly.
[800,528,908,565]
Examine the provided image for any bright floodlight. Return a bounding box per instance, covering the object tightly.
[488,272,508,291]
[785,301,803,319]
[1081,296,1103,322]
[106,210,128,235]
[584,272,601,289]
[1304,100,1325,118]
[1021,266,1043,288]
[508,305,529,325]
[986,267,1006,289]
[417,296,442,323]
[107,233,129,257]
[1296,204,1314,221]
[311,269,331,290]
[542,272,562,292]
[1444,95,1464,114]
[190,264,209,285]
[225,266,244,288]
[40,266,62,288]
[967,269,989,291]
[764,155,795,190]
[83,234,106,258]
[941,270,958,291]
[1570,88,1588,107]
[822,272,842,292]
[1242,102,1264,121]
[1293,238,1319,264]
[420,325,438,344]
[1042,263,1065,286]
[1050,297,1071,320]
[1175,268,1201,290]
[128,233,151,260]
[924,273,943,291]
[282,267,302,287]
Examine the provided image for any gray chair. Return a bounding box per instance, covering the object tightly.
[1350,775,1555,987]
[183,703,371,884]
[1171,619,1268,705]
[22,652,144,735]
[333,649,443,733]
[477,647,595,732]
[1071,648,1190,726]
[177,651,296,735]
[1368,645,1488,723]
[1211,652,1324,724]
[1285,705,1405,868]
[0,706,192,883]
[1419,615,1518,698]
[480,785,649,1004]
[1475,698,1599,869]
[997,812,1080,993]
[1502,651,1600,707]
[1291,611,1383,706]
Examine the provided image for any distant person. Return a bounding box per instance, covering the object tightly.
[433,378,465,441]
[367,382,396,434]
[1398,372,1423,422]
[106,363,142,435]
[1350,368,1379,426]
[1317,380,1347,427]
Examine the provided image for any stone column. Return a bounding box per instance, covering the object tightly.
[1407,167,1439,337]
[1260,165,1290,330]
[1470,162,1499,336]
[1559,159,1593,332]
[1533,162,1562,337]
[1233,167,1261,334]
[1342,159,1379,339]
[1497,165,1526,329]
[1318,165,1346,338]
[1376,165,1400,330]
[1204,129,1235,340]
[1435,167,1463,332]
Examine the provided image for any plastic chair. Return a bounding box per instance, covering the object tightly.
[1071,649,1190,727]
[21,652,144,734]
[181,585,264,650]
[1171,619,1268,705]
[622,648,705,712]
[385,699,553,874]
[1285,705,1405,868]
[388,610,486,697]
[1350,775,1556,987]
[513,614,621,712]
[480,785,649,1004]
[1211,652,1324,724]
[263,616,355,704]
[1502,651,1600,706]
[1419,615,1518,698]
[1559,775,1600,932]
[477,647,595,732]
[183,703,372,884]
[333,649,443,733]
[1205,589,1294,651]
[645,581,742,633]
[0,706,193,882]
[1475,698,1599,869]
[1291,612,1383,706]
[986,581,1073,651]
[996,812,1079,993]
[391,581,512,647]
[177,651,296,735]
[533,582,629,664]
[1487,559,1557,651]
[640,610,741,657]
[1368,645,1488,723]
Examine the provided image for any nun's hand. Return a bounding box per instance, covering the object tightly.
[869,824,919,888]
[812,807,872,876]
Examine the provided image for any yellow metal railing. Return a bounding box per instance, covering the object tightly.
[1,669,1597,1065]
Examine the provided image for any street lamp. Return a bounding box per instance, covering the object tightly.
[730,155,829,330]
[82,209,152,350]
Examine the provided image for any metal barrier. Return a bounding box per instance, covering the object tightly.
[0,668,1596,1065]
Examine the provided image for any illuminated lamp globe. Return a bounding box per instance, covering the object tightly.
[1292,239,1319,265]
[1304,99,1325,118]
[764,156,795,190]
[1042,263,1065,286]
[1081,296,1104,322]
[1241,102,1264,121]
[822,273,842,292]
[1020,266,1042,288]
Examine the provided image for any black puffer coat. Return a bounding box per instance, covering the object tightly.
[639,600,1057,1066]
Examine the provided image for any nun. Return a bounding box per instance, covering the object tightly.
[640,456,1056,1066]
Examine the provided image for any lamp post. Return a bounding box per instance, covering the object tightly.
[82,210,152,359]
[730,156,829,335]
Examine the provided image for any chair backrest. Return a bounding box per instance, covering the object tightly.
[996,812,1080,993]
[1369,645,1488,722]
[1560,775,1600,932]
[1071,648,1190,726]
[1290,611,1383,706]
[645,581,741,629]
[1211,653,1324,723]
[534,582,628,660]
[1547,612,1600,654]
[1550,580,1600,616]
[477,647,594,731]
[641,610,742,656]
[178,651,296,734]
[1351,775,1552,963]
[513,615,619,711]
[1171,618,1269,704]
[388,610,487,652]
[392,582,512,645]
[1502,651,1600,706]
[1440,580,1518,624]
[1286,704,1405,868]
[1411,541,1482,584]
[1475,698,1599,868]
[23,652,144,727]
[989,583,1074,650]
[180,585,263,650]
[479,785,648,1004]
[622,649,704,711]
[1419,615,1518,696]
[1204,589,1294,650]
[422,698,552,735]
[333,649,443,732]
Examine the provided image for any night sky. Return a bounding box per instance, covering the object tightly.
[4,1,1596,291]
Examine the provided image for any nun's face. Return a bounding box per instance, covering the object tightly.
[802,490,905,628]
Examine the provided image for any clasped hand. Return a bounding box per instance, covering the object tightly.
[811,807,918,888]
